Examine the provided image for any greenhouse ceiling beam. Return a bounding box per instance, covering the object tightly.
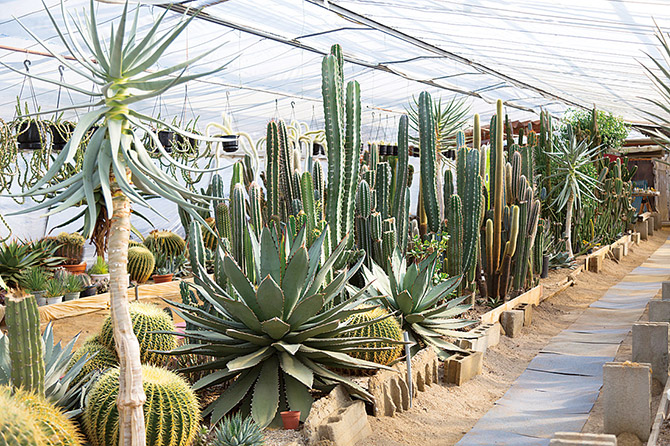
[307,0,591,113]
[161,3,541,114]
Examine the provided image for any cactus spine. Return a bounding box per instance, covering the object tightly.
[418,91,440,233]
[6,292,44,395]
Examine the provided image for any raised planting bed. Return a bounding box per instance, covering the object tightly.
[479,284,543,325]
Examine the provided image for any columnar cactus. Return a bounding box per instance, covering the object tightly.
[248,181,263,238]
[5,292,44,395]
[392,115,410,251]
[215,202,232,241]
[230,183,247,271]
[446,195,463,279]
[127,246,155,283]
[265,120,281,220]
[375,162,391,219]
[418,91,440,233]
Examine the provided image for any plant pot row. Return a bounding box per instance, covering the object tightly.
[16,121,75,151]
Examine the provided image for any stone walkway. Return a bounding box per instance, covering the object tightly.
[457,237,670,446]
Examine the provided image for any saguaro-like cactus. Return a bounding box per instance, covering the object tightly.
[418,92,440,233]
[6,292,44,395]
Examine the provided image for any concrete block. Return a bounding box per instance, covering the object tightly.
[444,349,483,386]
[458,322,501,352]
[635,220,649,241]
[632,322,669,385]
[649,218,656,236]
[500,310,524,337]
[516,303,534,326]
[550,432,617,445]
[456,334,487,353]
[653,212,662,231]
[304,385,351,444]
[649,300,670,323]
[622,242,629,256]
[588,254,603,272]
[603,362,652,441]
[632,232,641,245]
[612,245,623,261]
[662,282,670,301]
[317,400,371,446]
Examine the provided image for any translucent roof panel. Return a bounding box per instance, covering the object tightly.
[0,0,667,140]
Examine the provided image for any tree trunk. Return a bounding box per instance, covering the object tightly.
[565,194,574,259]
[109,175,146,446]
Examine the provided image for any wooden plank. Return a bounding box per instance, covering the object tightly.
[480,285,543,325]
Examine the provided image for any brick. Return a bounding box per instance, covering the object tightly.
[500,310,524,337]
[632,322,669,385]
[516,303,533,326]
[649,300,670,323]
[444,349,483,386]
[603,362,652,441]
[653,212,662,232]
[317,401,372,446]
[588,254,603,272]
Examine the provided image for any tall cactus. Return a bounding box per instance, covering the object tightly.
[393,116,409,237]
[265,121,281,219]
[446,195,463,279]
[322,44,360,250]
[248,181,263,238]
[301,172,318,245]
[6,293,44,395]
[230,183,247,273]
[375,162,392,219]
[312,160,325,221]
[418,92,440,233]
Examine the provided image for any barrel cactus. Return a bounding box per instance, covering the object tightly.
[83,366,200,446]
[0,386,46,445]
[67,338,118,385]
[143,230,186,257]
[127,246,155,283]
[201,217,218,250]
[99,302,176,365]
[55,232,85,265]
[11,387,83,446]
[343,306,403,366]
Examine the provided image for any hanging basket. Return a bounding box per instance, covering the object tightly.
[16,121,42,150]
[158,130,174,152]
[379,144,388,156]
[312,142,325,156]
[390,144,399,156]
[51,122,74,151]
[220,135,239,153]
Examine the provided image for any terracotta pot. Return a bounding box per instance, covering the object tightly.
[280,411,300,430]
[63,262,86,274]
[152,273,174,284]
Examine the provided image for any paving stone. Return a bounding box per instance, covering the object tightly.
[663,281,670,301]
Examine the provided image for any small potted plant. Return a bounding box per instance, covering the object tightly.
[63,273,84,301]
[152,253,185,284]
[79,274,98,297]
[19,266,49,306]
[88,256,109,283]
[45,278,66,305]
[56,232,86,273]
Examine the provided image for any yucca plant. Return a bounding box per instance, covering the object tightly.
[2,2,230,443]
[546,124,601,259]
[362,248,476,360]
[169,224,402,428]
[641,23,670,148]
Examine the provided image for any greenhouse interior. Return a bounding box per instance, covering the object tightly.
[1,0,670,445]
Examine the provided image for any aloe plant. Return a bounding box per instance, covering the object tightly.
[362,248,476,359]
[168,225,401,428]
[2,2,229,444]
[641,24,670,150]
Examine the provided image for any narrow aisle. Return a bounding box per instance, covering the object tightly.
[457,236,670,446]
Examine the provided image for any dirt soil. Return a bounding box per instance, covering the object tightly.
[363,230,670,446]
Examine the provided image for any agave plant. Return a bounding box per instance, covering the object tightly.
[0,324,93,417]
[641,23,670,148]
[213,413,265,446]
[546,124,601,259]
[168,224,401,428]
[0,240,62,287]
[362,248,476,360]
[3,1,229,443]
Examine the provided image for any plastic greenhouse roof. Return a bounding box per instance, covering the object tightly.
[1,0,669,139]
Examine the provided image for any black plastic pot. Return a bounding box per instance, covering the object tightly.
[312,142,325,156]
[445,149,456,160]
[80,285,97,298]
[17,121,42,150]
[221,135,239,153]
[541,255,549,278]
[379,145,388,156]
[390,145,399,156]
[51,122,75,151]
[158,130,174,150]
[174,133,197,151]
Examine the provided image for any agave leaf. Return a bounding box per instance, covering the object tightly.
[208,366,260,423]
[282,246,308,317]
[255,276,285,321]
[261,318,291,340]
[223,256,261,316]
[226,330,272,347]
[286,293,325,328]
[227,347,273,372]
[251,355,280,428]
[283,372,313,420]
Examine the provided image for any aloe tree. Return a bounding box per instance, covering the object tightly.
[547,124,601,259]
[641,23,670,148]
[3,2,227,444]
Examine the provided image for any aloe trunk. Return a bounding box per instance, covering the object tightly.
[109,176,146,446]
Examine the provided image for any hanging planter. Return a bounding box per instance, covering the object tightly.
[312,141,325,156]
[158,130,174,151]
[220,134,239,153]
[51,121,75,151]
[379,144,388,156]
[16,120,42,150]
[174,133,197,152]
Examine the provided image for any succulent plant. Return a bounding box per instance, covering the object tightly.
[213,413,265,446]
[87,256,108,275]
[342,306,403,366]
[55,232,85,265]
[170,225,401,427]
[143,230,186,258]
[0,385,46,445]
[99,302,176,366]
[202,217,218,251]
[127,246,155,283]
[362,248,477,359]
[19,266,50,292]
[83,365,200,446]
[0,240,62,287]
